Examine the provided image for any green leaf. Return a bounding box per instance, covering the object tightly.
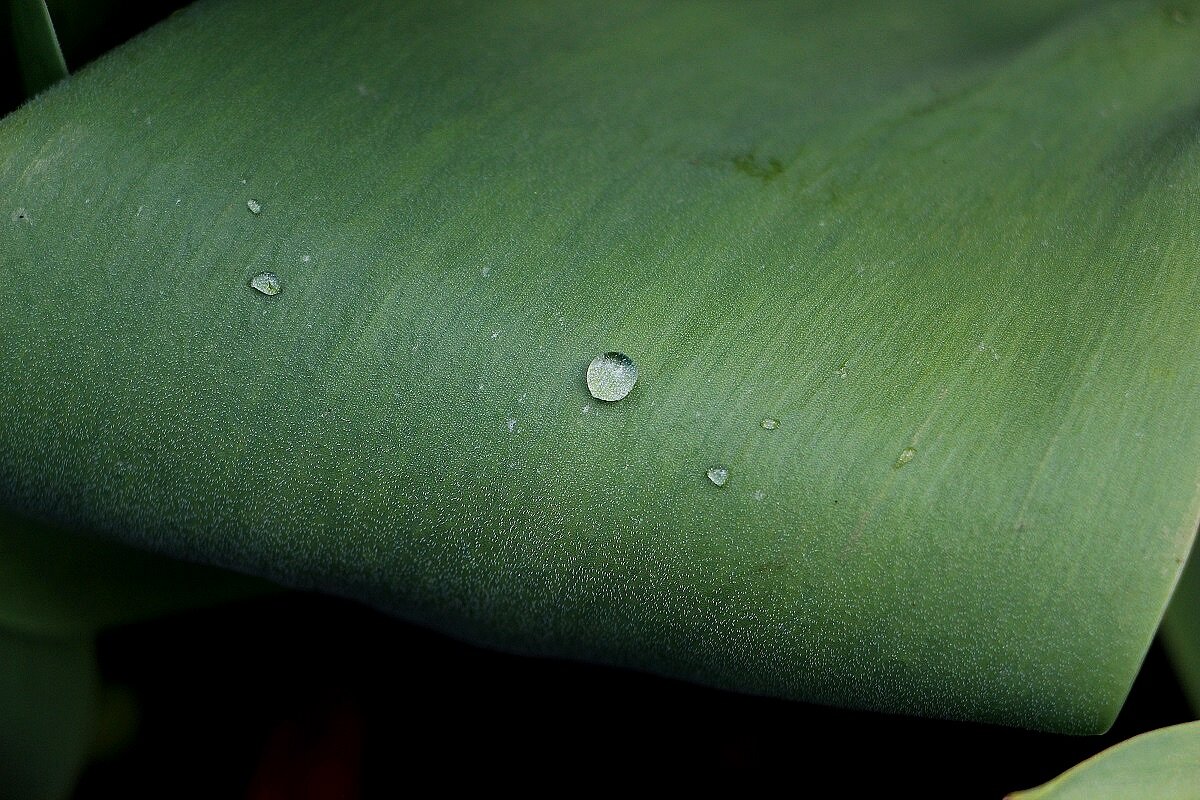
[0,510,274,638]
[1007,721,1200,799]
[2,0,1199,733]
[7,0,67,97]
[0,629,94,800]
[1162,541,1200,715]
[0,509,268,799]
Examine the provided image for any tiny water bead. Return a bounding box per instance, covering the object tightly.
[586,352,638,402]
[761,417,779,430]
[246,198,262,214]
[894,447,917,468]
[249,272,282,296]
[706,466,729,487]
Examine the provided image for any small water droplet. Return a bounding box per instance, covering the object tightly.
[837,361,848,379]
[247,198,262,214]
[506,418,517,433]
[249,272,281,296]
[581,403,591,413]
[481,266,491,277]
[12,208,30,223]
[752,489,766,501]
[302,255,311,263]
[706,466,729,487]
[760,417,779,430]
[894,447,917,468]
[586,352,638,402]
[490,330,500,340]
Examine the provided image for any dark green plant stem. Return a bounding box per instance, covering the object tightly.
[0,629,95,800]
[1161,537,1200,716]
[9,0,67,97]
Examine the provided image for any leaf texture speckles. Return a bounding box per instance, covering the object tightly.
[1,0,1199,733]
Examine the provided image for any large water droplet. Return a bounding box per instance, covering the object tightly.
[249,272,281,296]
[706,466,729,487]
[761,417,779,430]
[246,198,263,215]
[586,352,638,402]
[894,447,916,468]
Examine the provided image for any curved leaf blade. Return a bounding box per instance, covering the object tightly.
[1007,721,1200,799]
[2,0,1199,733]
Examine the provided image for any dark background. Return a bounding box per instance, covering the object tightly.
[73,590,1191,798]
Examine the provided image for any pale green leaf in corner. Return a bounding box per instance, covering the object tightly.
[1007,721,1200,800]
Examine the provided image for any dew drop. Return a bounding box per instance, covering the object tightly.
[586,352,638,402]
[12,207,30,223]
[760,417,779,430]
[246,198,262,214]
[752,489,766,501]
[894,447,917,468]
[249,272,281,296]
[706,466,729,487]
[506,418,517,434]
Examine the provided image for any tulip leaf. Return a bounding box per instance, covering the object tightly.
[2,0,1200,733]
[1007,721,1200,799]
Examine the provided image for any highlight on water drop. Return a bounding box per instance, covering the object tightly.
[706,466,729,487]
[246,198,263,214]
[249,272,282,296]
[586,352,638,402]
